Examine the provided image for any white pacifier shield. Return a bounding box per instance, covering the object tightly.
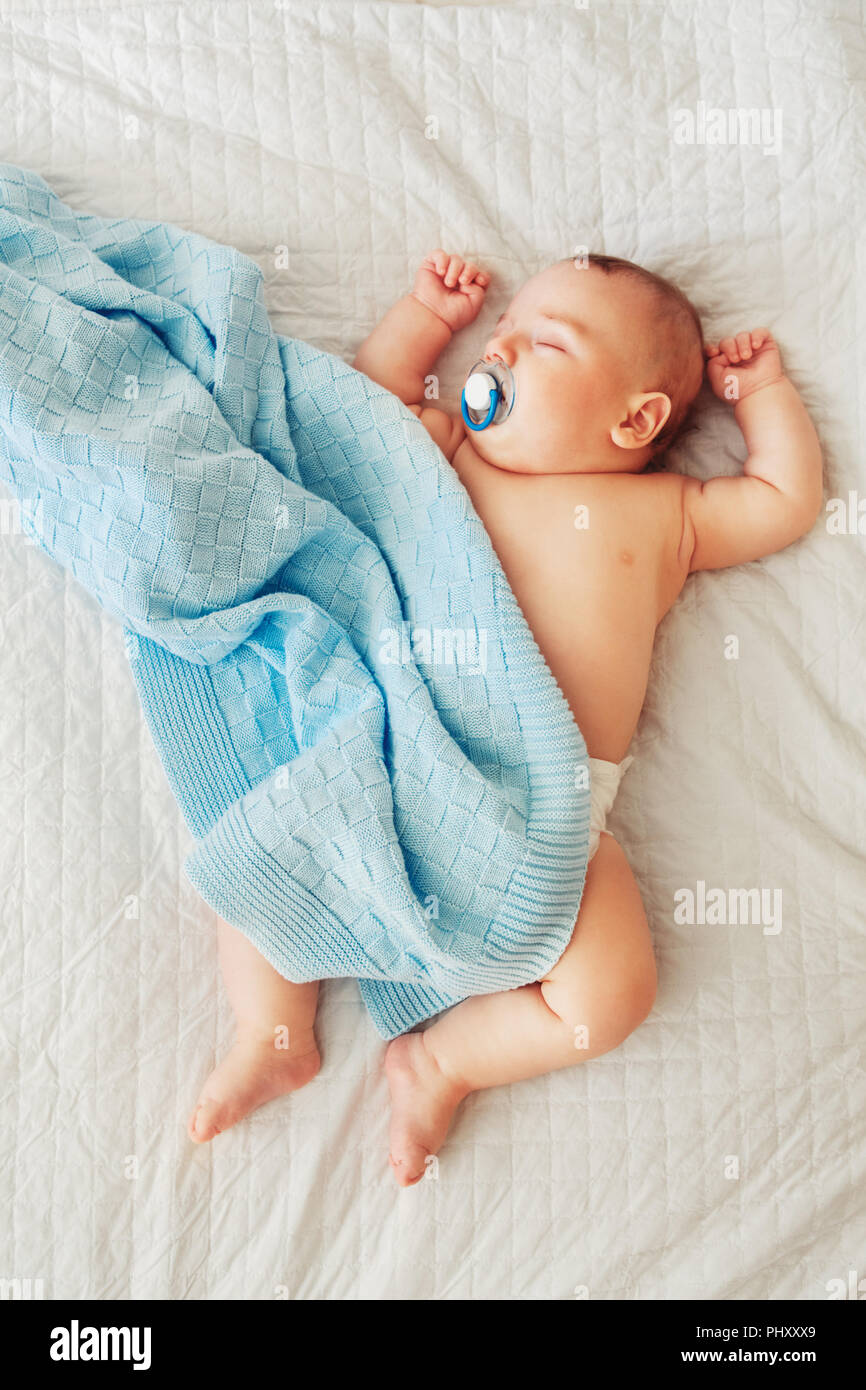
[464,371,497,410]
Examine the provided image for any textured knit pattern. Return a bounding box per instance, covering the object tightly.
[0,164,591,1037]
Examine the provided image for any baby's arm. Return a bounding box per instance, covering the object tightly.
[352,250,489,433]
[682,330,823,571]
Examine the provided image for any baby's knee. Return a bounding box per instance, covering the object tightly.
[539,832,657,1055]
[541,945,656,1056]
[616,952,657,1039]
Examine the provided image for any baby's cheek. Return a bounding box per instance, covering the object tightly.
[532,411,585,467]
[576,376,615,428]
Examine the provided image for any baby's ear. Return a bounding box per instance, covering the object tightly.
[611,392,671,451]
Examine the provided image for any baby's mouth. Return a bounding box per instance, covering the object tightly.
[461,356,516,431]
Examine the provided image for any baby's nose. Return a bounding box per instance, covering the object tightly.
[484,336,515,366]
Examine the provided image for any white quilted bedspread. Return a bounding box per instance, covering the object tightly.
[1,0,864,1300]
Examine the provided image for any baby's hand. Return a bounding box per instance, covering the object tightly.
[704,328,785,403]
[411,250,490,333]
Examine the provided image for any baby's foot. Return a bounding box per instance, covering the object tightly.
[384,1032,468,1187]
[187,1027,320,1143]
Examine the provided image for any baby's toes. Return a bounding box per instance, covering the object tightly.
[389,1147,428,1188]
[188,1099,225,1144]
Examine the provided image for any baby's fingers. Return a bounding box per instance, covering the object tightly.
[458,262,489,287]
[443,255,464,287]
[735,331,754,360]
[423,249,450,276]
[719,335,745,363]
[716,329,774,363]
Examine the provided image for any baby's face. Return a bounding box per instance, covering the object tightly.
[465,261,661,475]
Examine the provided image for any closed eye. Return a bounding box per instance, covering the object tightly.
[493,313,571,352]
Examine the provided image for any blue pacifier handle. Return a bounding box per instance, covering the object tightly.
[461,387,498,431]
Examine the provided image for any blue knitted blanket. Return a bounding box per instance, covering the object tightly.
[0,165,591,1037]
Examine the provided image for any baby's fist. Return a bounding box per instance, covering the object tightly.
[704,328,784,403]
[412,250,490,333]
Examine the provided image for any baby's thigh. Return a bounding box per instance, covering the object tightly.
[540,833,657,1044]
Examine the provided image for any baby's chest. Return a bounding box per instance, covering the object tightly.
[459,458,681,627]
[476,484,655,609]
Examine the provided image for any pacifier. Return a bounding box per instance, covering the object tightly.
[460,357,515,431]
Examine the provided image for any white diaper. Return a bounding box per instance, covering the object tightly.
[587,754,634,861]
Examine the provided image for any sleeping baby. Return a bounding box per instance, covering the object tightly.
[189,250,823,1186]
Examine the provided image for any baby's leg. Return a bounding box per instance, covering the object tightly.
[188,918,321,1143]
[385,832,656,1185]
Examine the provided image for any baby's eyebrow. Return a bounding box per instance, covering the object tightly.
[538,310,585,335]
[496,308,585,336]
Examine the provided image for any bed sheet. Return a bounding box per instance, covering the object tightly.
[0,0,864,1299]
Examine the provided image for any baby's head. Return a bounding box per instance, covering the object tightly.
[468,254,704,475]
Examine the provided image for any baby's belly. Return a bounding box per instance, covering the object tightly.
[478,525,659,761]
[512,586,655,762]
[449,445,662,760]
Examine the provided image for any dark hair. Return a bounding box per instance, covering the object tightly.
[558,252,704,470]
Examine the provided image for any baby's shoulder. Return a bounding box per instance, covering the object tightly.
[574,469,688,534]
[625,470,696,606]
[625,469,692,564]
[579,471,693,602]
